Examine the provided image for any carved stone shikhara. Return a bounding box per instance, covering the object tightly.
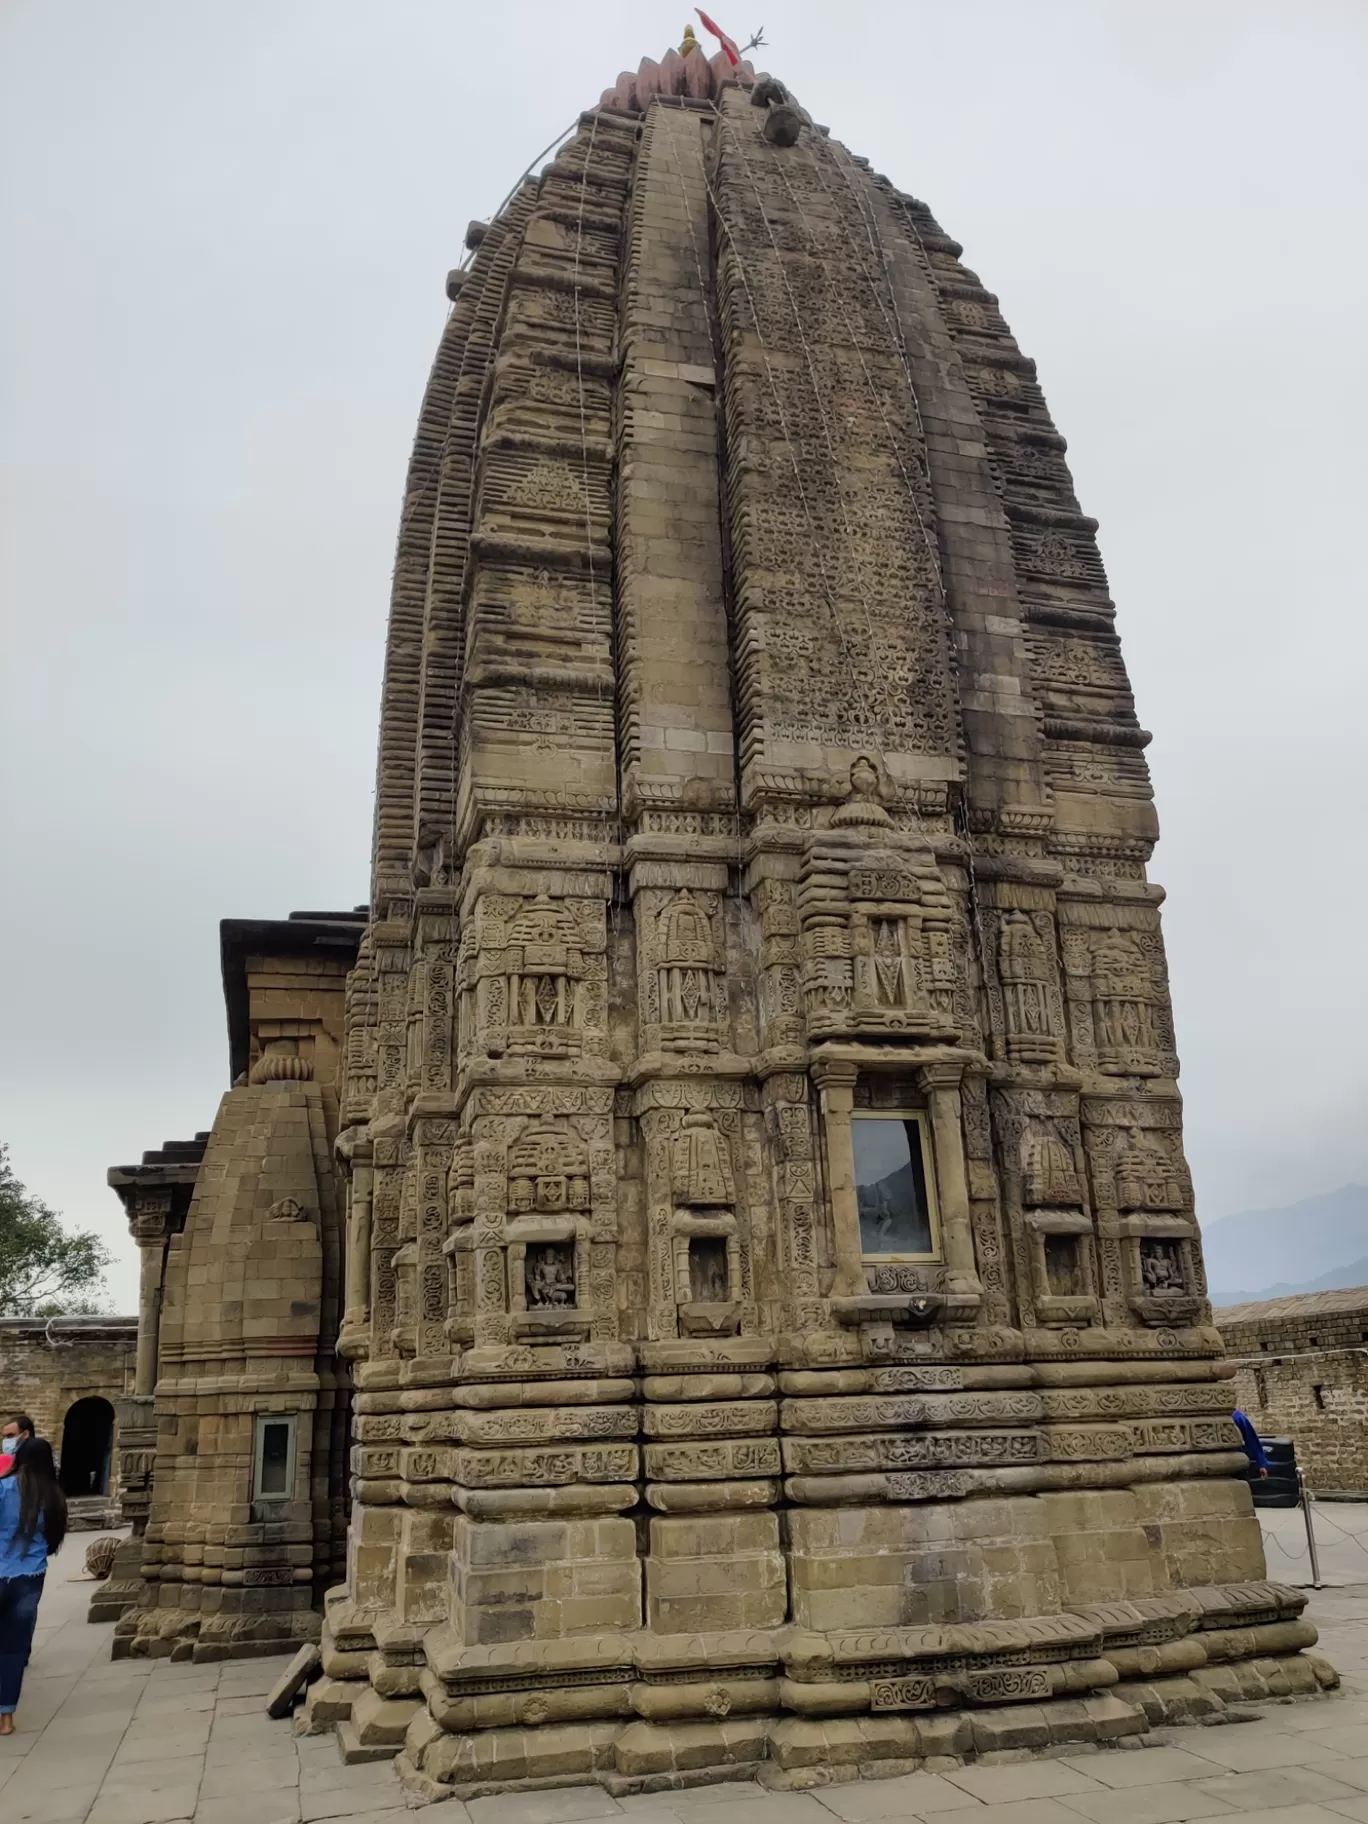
[110,35,1331,1795]
[306,47,1337,1793]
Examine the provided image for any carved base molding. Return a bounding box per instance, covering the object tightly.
[111,1597,323,1664]
[303,1581,1332,1797]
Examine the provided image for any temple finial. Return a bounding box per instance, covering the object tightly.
[680,22,703,56]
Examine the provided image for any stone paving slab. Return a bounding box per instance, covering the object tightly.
[7,1515,1368,1823]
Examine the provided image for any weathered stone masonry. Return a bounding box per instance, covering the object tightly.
[107,36,1334,1795]
[0,1317,137,1529]
[305,45,1330,1799]
[1218,1289,1368,1498]
[110,911,365,1660]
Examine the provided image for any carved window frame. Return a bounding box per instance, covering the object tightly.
[851,1110,943,1265]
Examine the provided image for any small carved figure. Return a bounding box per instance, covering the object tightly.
[1140,1238,1185,1295]
[525,1243,576,1308]
[872,919,906,1007]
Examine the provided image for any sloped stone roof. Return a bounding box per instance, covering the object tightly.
[1216,1285,1368,1326]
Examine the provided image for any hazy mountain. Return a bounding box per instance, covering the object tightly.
[1202,1184,1368,1306]
[1212,1256,1368,1307]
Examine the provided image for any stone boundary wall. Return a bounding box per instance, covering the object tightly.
[1216,1290,1368,1496]
[0,1317,138,1494]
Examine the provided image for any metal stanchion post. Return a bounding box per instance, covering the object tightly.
[1299,1468,1323,1589]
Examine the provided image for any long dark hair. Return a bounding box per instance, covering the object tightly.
[11,1437,67,1556]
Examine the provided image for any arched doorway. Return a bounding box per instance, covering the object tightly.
[58,1396,115,1497]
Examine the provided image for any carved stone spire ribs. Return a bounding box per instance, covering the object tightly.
[893,190,1158,849]
[615,105,737,827]
[454,115,635,852]
[412,186,539,877]
[712,90,960,804]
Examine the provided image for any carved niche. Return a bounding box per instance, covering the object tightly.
[1019,1124,1098,1327]
[458,891,607,1061]
[504,1121,591,1338]
[1090,929,1162,1072]
[670,1110,741,1337]
[1112,1124,1202,1326]
[798,760,958,1043]
[1115,1125,1189,1213]
[391,1243,418,1356]
[441,1138,476,1346]
[996,910,1062,1065]
[1061,912,1175,1078]
[641,888,726,1053]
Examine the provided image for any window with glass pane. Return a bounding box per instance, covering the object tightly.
[255,1417,294,1500]
[853,1115,936,1258]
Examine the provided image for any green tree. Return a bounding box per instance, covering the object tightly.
[0,1146,111,1317]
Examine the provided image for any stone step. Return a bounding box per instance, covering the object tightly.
[350,1686,420,1748]
[295,1676,362,1736]
[66,1497,122,1532]
[337,1719,401,1765]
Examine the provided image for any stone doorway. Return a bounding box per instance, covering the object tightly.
[58,1394,115,1497]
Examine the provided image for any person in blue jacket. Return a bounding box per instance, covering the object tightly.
[1232,1408,1270,1479]
[0,1436,67,1735]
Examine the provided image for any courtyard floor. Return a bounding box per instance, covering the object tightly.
[7,1503,1368,1824]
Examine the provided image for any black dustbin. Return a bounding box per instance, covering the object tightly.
[1253,1434,1301,1508]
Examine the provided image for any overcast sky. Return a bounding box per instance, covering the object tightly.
[3,1,1365,1313]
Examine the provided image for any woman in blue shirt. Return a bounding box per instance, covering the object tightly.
[0,1437,67,1735]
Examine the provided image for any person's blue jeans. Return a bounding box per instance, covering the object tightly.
[0,1573,45,1714]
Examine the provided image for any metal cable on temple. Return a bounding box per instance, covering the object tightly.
[572,108,629,943]
[432,190,531,874]
[455,119,581,277]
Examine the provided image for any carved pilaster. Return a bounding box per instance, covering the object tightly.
[917,1061,983,1310]
[811,1058,867,1300]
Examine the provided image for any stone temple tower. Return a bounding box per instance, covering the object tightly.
[318,40,1328,1797]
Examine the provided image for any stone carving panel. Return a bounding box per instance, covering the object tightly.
[798,762,960,1043]
[458,890,608,1062]
[1060,905,1177,1078]
[637,886,728,1053]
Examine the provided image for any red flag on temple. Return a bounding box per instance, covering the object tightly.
[696,8,741,65]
